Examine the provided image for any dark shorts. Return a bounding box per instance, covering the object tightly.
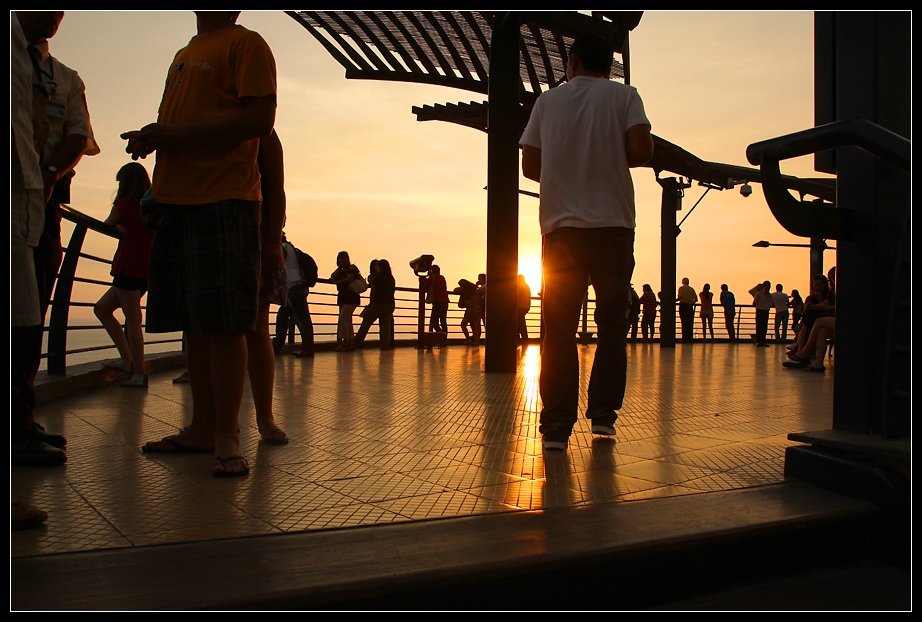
[145,199,260,335]
[112,273,148,294]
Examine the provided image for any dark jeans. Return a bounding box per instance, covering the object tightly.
[774,309,789,342]
[755,308,770,346]
[641,311,657,340]
[679,303,694,342]
[277,281,314,352]
[724,310,736,340]
[429,301,448,334]
[539,227,634,436]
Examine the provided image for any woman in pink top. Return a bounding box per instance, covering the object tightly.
[94,162,153,387]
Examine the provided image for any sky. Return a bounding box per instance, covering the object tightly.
[45,10,832,310]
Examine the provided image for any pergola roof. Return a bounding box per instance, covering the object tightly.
[286,10,641,102]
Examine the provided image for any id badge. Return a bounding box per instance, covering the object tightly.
[46,99,67,120]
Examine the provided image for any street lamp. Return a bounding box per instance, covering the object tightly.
[752,239,835,286]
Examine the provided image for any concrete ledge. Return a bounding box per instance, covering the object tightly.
[11,482,880,611]
[33,351,187,407]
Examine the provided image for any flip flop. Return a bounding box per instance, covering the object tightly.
[141,435,211,453]
[213,455,249,478]
[805,365,826,372]
[259,428,289,445]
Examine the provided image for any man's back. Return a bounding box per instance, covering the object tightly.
[520,76,649,234]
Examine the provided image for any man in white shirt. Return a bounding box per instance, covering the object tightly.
[520,33,653,450]
[771,283,791,343]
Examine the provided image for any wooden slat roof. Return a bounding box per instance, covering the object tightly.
[286,11,641,101]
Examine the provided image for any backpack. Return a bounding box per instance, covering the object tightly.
[293,247,318,287]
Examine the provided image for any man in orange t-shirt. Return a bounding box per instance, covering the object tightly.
[122,11,276,478]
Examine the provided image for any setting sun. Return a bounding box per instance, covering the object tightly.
[519,254,543,293]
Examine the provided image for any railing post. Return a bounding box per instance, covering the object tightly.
[416,275,426,348]
[47,221,87,375]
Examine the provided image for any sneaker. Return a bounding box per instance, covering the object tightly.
[541,430,569,451]
[102,358,131,373]
[591,420,617,436]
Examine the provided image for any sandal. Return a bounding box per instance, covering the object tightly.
[213,455,249,478]
[259,428,289,444]
[805,365,826,372]
[292,350,314,358]
[120,374,148,388]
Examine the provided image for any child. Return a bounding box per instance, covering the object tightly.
[94,162,153,387]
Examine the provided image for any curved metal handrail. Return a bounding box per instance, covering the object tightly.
[745,118,911,242]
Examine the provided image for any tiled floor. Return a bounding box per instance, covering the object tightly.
[11,342,834,558]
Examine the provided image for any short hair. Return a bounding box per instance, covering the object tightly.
[569,33,614,75]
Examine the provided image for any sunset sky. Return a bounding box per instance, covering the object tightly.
[48,10,831,307]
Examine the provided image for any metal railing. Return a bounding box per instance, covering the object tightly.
[42,206,780,374]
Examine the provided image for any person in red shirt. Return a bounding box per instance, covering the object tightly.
[94,162,154,387]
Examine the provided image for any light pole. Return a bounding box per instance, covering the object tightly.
[752,238,835,287]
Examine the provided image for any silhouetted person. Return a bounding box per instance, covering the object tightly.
[639,284,658,341]
[13,11,98,467]
[676,277,697,343]
[426,264,449,342]
[771,283,791,342]
[94,162,153,387]
[126,11,277,478]
[356,258,396,349]
[517,274,532,341]
[521,33,653,450]
[751,281,774,347]
[277,231,317,358]
[720,284,736,341]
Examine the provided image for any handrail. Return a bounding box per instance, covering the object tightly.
[745,118,911,242]
[46,207,781,374]
[746,118,910,173]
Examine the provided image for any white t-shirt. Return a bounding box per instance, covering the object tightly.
[520,75,650,235]
[282,242,303,286]
[771,291,790,312]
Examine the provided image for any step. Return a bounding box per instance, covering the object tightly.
[12,482,885,611]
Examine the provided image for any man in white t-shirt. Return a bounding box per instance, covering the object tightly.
[771,283,791,342]
[520,33,653,450]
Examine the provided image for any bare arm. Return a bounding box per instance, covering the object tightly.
[258,129,286,272]
[42,133,88,203]
[626,123,654,168]
[121,95,276,161]
[521,144,541,182]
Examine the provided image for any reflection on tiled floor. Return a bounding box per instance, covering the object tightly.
[12,342,834,558]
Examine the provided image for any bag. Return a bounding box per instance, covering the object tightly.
[426,282,435,304]
[349,275,368,294]
[293,248,318,287]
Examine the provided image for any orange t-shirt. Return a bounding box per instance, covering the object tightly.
[153,25,276,205]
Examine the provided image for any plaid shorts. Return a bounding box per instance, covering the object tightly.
[145,199,260,335]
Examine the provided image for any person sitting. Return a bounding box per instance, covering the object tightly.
[783,316,835,372]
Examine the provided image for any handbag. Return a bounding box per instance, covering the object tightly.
[349,276,368,294]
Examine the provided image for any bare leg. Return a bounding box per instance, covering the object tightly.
[246,303,286,443]
[115,288,146,378]
[808,319,835,369]
[794,316,835,360]
[94,287,131,364]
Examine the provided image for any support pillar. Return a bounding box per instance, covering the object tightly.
[485,12,521,373]
[657,177,686,348]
